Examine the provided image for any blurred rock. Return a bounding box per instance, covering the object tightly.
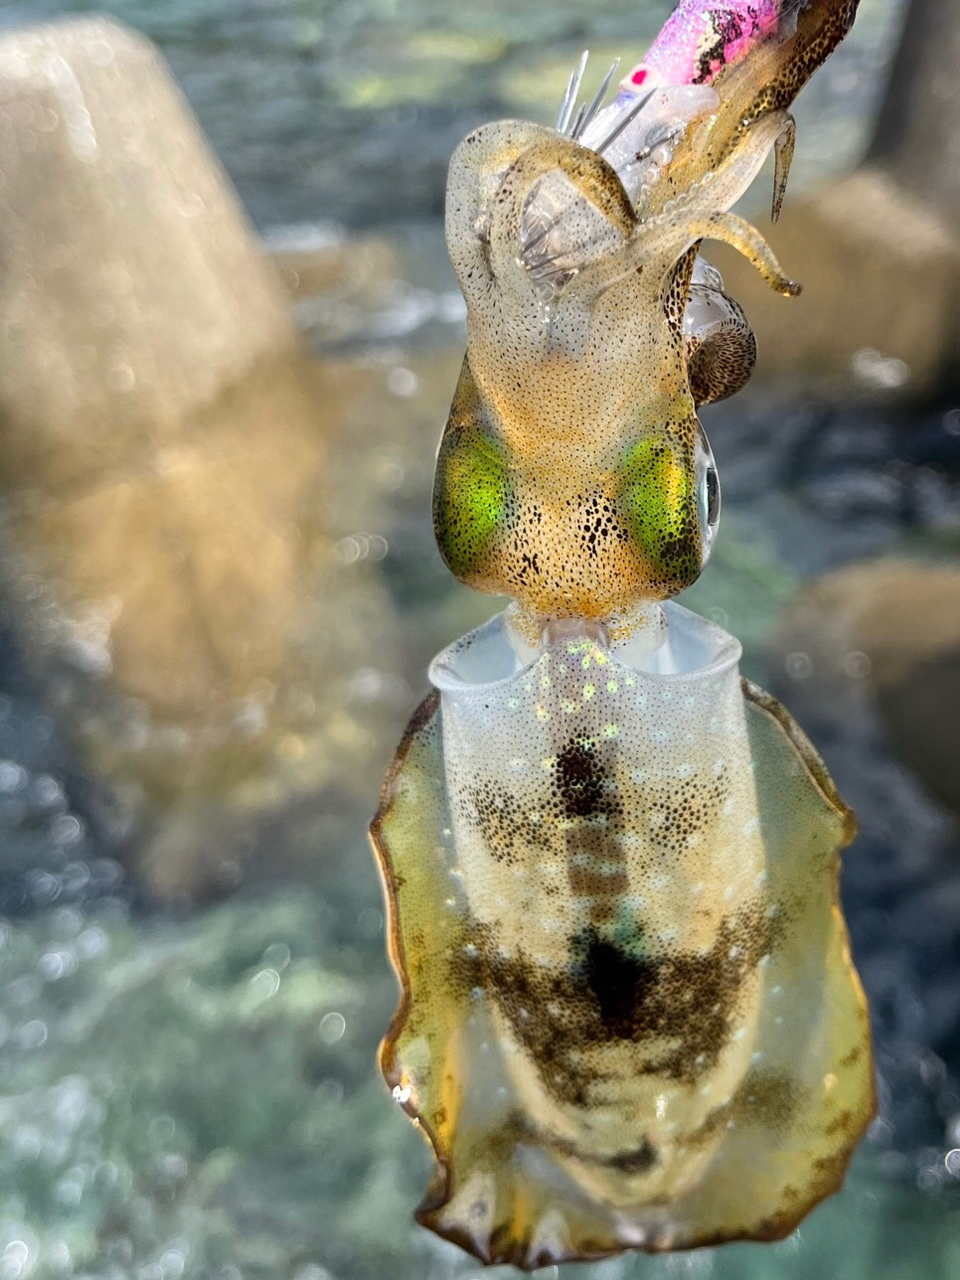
[774,557,960,817]
[0,343,419,901]
[0,17,407,899]
[0,16,299,491]
[868,0,960,230]
[713,167,960,399]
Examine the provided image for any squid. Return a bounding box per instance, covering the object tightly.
[370,0,875,1268]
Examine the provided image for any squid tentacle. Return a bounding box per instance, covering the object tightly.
[635,208,801,296]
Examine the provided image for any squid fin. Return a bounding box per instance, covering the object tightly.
[665,680,876,1244]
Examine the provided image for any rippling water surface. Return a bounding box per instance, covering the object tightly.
[1,0,903,228]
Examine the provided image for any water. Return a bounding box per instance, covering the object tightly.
[0,0,904,228]
[0,1,957,1278]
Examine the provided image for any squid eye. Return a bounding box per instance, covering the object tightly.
[695,421,721,562]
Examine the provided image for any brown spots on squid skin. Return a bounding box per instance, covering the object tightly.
[496,137,637,242]
[460,897,778,1104]
[638,766,731,854]
[685,286,758,407]
[578,494,626,562]
[459,729,628,879]
[485,1109,662,1178]
[553,733,628,918]
[574,902,777,1081]
[839,1041,865,1069]
[564,827,629,907]
[684,1068,802,1150]
[663,247,699,338]
[555,733,620,820]
[458,720,733,919]
[448,926,595,1109]
[811,1148,853,1183]
[824,1108,854,1137]
[461,777,550,865]
[604,1140,660,1174]
[541,1124,660,1176]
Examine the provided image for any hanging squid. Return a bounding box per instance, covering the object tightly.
[370,0,875,1268]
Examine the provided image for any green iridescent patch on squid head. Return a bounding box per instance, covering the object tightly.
[433,421,511,583]
[617,435,702,592]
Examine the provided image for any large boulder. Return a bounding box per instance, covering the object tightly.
[774,558,960,819]
[0,17,401,897]
[0,16,299,489]
[713,167,960,399]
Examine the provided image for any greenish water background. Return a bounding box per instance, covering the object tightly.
[0,0,904,228]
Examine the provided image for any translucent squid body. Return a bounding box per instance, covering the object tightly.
[371,0,874,1267]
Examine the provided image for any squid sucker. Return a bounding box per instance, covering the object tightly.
[370,0,875,1268]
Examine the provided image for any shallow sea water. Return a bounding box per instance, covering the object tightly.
[0,0,904,228]
[0,1,958,1278]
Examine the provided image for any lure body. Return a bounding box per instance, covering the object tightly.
[371,0,874,1267]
